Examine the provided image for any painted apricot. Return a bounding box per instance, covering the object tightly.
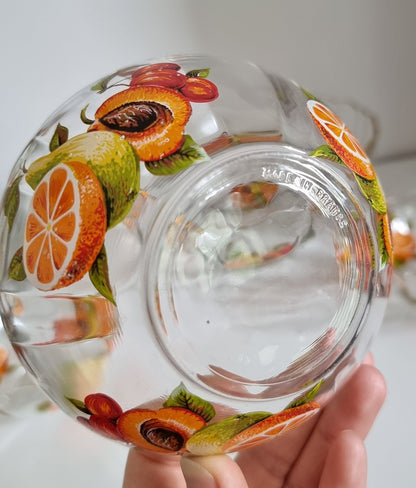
[117,407,206,453]
[180,77,219,103]
[84,393,123,419]
[222,402,320,453]
[89,86,192,161]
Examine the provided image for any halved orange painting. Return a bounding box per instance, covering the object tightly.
[23,161,107,291]
[307,100,376,180]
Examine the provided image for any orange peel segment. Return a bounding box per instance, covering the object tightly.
[117,407,206,453]
[307,100,376,180]
[222,402,320,453]
[89,86,192,161]
[23,161,107,291]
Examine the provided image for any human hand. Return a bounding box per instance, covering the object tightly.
[122,354,386,488]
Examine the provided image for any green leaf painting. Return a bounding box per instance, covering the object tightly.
[8,247,26,281]
[285,380,324,409]
[49,123,69,152]
[89,245,116,305]
[145,135,209,175]
[4,175,22,230]
[355,175,387,215]
[310,145,343,165]
[164,382,216,422]
[186,68,210,79]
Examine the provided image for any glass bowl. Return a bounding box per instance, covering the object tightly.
[0,55,392,455]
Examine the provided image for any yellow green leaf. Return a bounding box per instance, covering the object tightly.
[355,175,387,215]
[377,214,393,267]
[285,380,324,409]
[310,145,344,165]
[89,246,116,305]
[145,135,209,175]
[8,247,26,281]
[186,411,271,455]
[49,123,69,152]
[186,68,210,78]
[164,382,216,422]
[4,175,21,230]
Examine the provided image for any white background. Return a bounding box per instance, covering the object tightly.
[1,1,416,486]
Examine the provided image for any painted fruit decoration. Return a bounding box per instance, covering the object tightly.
[88,85,192,162]
[88,62,218,175]
[23,161,107,291]
[307,99,393,268]
[24,131,140,229]
[1,60,391,456]
[69,382,321,455]
[6,62,219,301]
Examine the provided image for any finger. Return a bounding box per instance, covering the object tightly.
[181,455,249,488]
[287,363,386,487]
[236,360,385,487]
[319,430,367,488]
[363,352,374,366]
[122,449,185,488]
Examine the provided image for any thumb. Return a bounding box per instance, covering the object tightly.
[181,455,249,488]
[319,430,367,488]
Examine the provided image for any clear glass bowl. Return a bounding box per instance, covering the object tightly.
[0,56,392,455]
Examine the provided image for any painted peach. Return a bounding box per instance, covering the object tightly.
[89,86,192,162]
[117,407,206,453]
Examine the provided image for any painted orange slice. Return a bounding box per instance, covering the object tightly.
[89,86,192,161]
[23,161,107,291]
[307,100,376,180]
[117,407,206,453]
[222,402,320,453]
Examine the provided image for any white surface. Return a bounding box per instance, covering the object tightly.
[1,1,416,486]
[366,158,416,487]
[1,0,416,166]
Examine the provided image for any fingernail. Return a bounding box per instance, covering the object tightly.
[181,457,217,488]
